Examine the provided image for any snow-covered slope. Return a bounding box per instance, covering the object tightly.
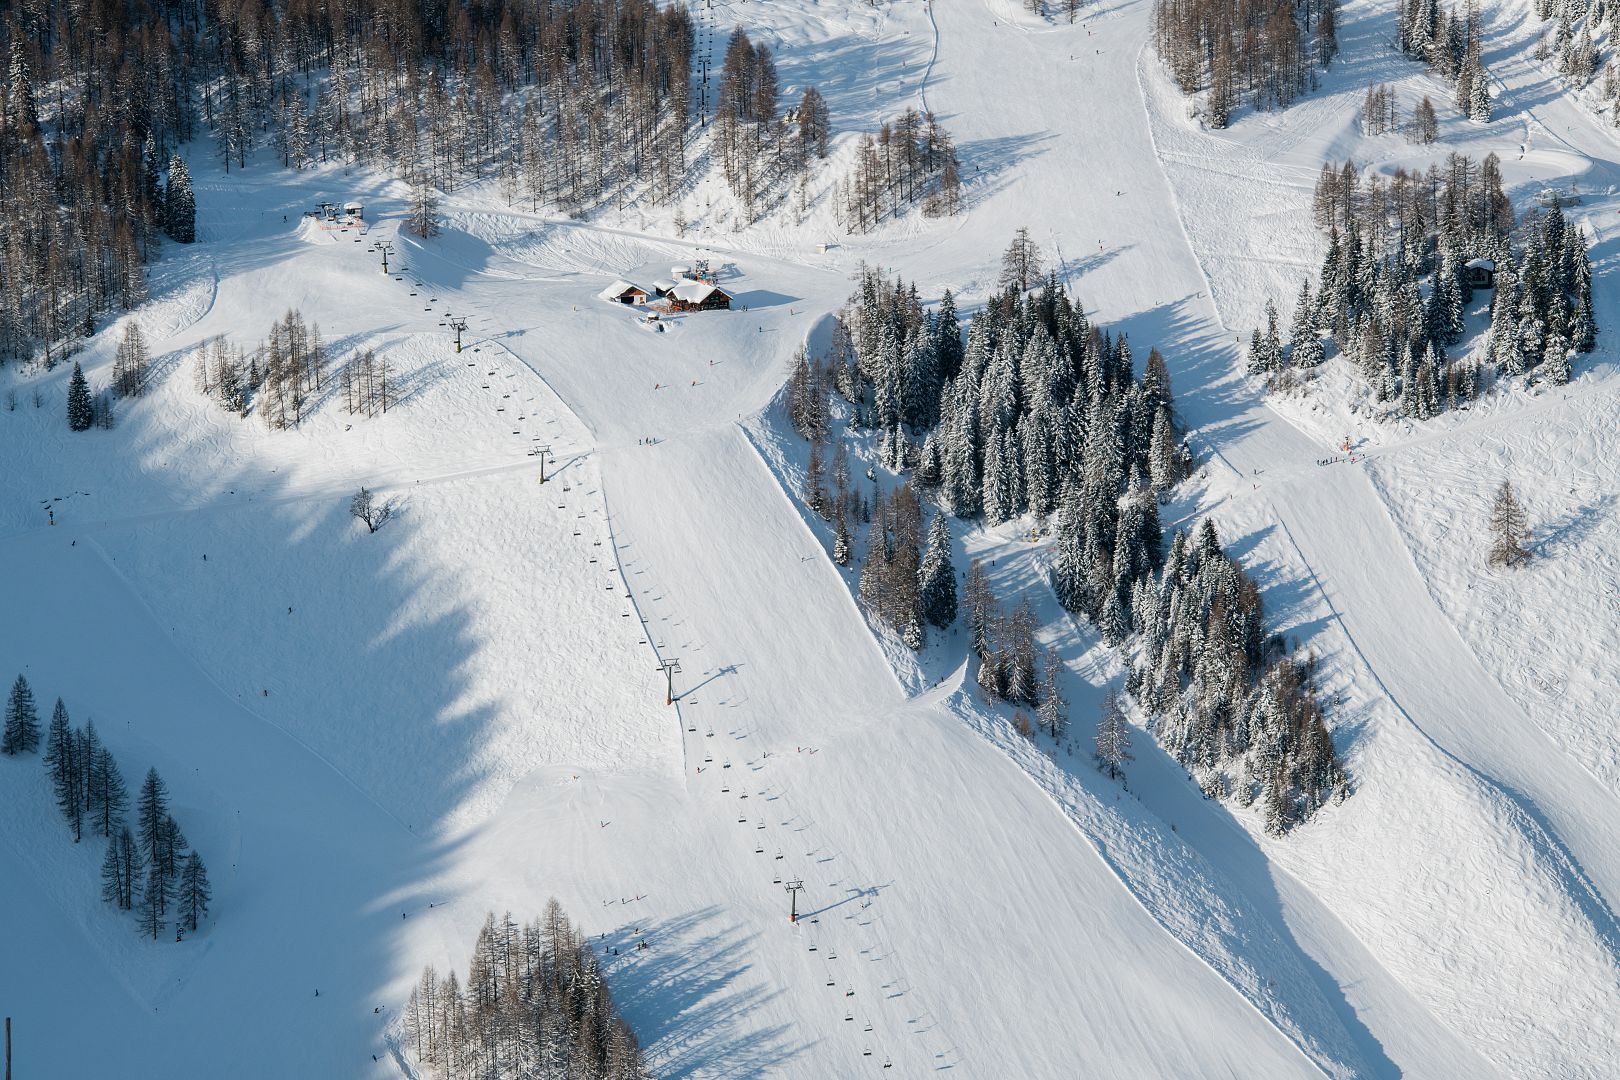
[3,0,1618,1075]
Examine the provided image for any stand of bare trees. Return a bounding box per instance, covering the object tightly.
[257,310,326,430]
[839,108,962,232]
[714,30,832,224]
[112,324,151,399]
[191,310,328,427]
[342,349,391,418]
[404,904,647,1080]
[1153,0,1338,126]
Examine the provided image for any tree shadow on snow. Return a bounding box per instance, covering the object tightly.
[955,131,1057,208]
[957,621,1403,1078]
[1532,493,1616,559]
[604,905,808,1078]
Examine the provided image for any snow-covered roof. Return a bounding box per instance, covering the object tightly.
[1464,257,1495,271]
[669,280,729,303]
[343,202,364,210]
[653,278,677,290]
[598,279,647,301]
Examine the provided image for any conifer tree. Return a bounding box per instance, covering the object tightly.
[934,290,964,381]
[137,863,171,939]
[902,612,926,650]
[101,835,129,908]
[137,768,171,870]
[112,323,150,397]
[177,850,212,934]
[1468,63,1492,121]
[101,826,141,910]
[58,724,86,842]
[964,559,997,664]
[1037,646,1067,739]
[1263,301,1283,371]
[833,511,852,566]
[1246,327,1267,375]
[159,814,188,884]
[77,720,103,829]
[165,157,196,243]
[1288,279,1320,366]
[2,674,40,755]
[1095,688,1134,779]
[43,699,77,822]
[91,745,129,838]
[917,513,958,629]
[1004,600,1039,705]
[1487,479,1530,568]
[115,826,139,909]
[7,42,38,133]
[408,171,442,238]
[999,227,1044,293]
[67,363,94,431]
[1542,330,1571,385]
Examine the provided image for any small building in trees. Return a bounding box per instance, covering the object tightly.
[599,280,650,305]
[1463,258,1496,290]
[1534,187,1582,209]
[667,280,733,312]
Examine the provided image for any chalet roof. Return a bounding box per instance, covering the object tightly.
[653,278,678,290]
[1464,257,1495,271]
[669,280,729,303]
[598,279,647,301]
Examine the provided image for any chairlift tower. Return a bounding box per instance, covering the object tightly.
[449,315,469,353]
[375,241,395,275]
[785,879,805,924]
[658,658,682,706]
[536,444,552,484]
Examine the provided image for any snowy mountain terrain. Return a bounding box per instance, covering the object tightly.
[3,0,1618,1076]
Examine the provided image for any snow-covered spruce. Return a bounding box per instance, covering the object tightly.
[1527,0,1607,109]
[1125,523,1346,832]
[792,246,1342,830]
[2,672,42,755]
[403,904,648,1080]
[1394,0,1493,123]
[1252,155,1595,418]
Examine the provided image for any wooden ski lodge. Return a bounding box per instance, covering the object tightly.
[666,280,732,312]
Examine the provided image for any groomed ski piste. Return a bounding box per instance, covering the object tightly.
[3,0,1618,1075]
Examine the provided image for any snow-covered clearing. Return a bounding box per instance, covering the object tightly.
[4,0,1618,1075]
